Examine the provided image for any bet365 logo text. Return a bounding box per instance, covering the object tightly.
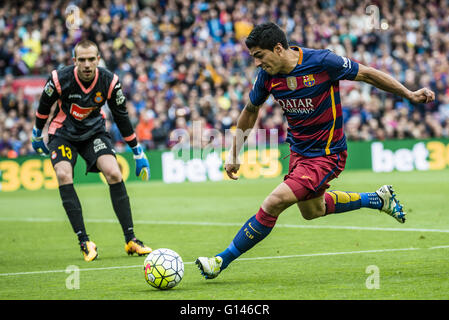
[161,149,282,183]
[163,122,282,183]
[371,141,449,172]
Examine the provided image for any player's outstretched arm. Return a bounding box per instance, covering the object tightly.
[354,64,435,104]
[225,101,261,180]
[108,80,150,181]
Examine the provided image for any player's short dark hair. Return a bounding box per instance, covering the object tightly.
[73,40,99,57]
[245,22,289,51]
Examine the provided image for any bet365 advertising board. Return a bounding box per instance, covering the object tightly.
[1,139,449,192]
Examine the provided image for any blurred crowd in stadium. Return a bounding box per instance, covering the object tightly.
[1,0,449,158]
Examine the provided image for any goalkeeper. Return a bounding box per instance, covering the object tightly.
[31,40,152,262]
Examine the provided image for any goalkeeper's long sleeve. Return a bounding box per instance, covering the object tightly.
[35,76,59,130]
[107,81,138,148]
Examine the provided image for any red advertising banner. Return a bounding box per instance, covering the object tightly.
[9,76,47,101]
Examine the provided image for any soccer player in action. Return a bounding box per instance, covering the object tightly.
[196,22,435,279]
[31,40,152,261]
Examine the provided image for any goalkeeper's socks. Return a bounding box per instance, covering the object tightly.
[59,184,89,242]
[325,191,383,214]
[217,208,277,270]
[109,181,135,243]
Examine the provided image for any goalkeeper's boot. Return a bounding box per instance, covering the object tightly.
[125,238,152,256]
[80,241,98,262]
[195,256,223,279]
[375,185,406,223]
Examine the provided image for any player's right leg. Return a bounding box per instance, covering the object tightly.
[281,150,405,223]
[375,185,406,223]
[196,182,298,279]
[48,136,97,262]
[320,186,406,223]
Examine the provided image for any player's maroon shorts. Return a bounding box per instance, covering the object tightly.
[283,150,347,201]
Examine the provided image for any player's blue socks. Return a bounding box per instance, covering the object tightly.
[325,191,382,214]
[360,192,383,209]
[217,208,277,270]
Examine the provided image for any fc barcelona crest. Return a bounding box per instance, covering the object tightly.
[303,74,316,87]
[286,77,297,90]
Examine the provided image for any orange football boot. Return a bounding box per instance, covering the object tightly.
[80,241,98,262]
[125,238,152,256]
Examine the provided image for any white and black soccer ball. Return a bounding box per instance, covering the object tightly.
[144,248,184,290]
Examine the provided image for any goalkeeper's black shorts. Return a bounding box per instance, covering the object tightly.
[48,132,116,174]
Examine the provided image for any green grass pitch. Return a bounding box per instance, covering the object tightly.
[0,169,448,300]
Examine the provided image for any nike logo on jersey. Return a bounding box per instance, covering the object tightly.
[271,82,282,88]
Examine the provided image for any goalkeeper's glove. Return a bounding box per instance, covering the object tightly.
[31,126,49,155]
[132,144,150,181]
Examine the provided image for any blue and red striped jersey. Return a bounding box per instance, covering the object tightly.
[249,47,359,157]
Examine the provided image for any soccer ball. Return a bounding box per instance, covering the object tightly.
[144,248,184,290]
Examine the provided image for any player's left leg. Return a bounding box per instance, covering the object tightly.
[217,182,298,265]
[81,133,152,256]
[95,154,152,255]
[96,154,134,241]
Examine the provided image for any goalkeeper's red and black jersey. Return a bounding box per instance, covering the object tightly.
[35,65,137,147]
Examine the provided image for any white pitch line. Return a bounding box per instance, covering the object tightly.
[0,265,143,277]
[1,245,448,277]
[429,245,449,250]
[0,216,449,233]
[236,247,420,261]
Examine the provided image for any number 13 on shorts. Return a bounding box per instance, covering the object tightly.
[58,145,72,160]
